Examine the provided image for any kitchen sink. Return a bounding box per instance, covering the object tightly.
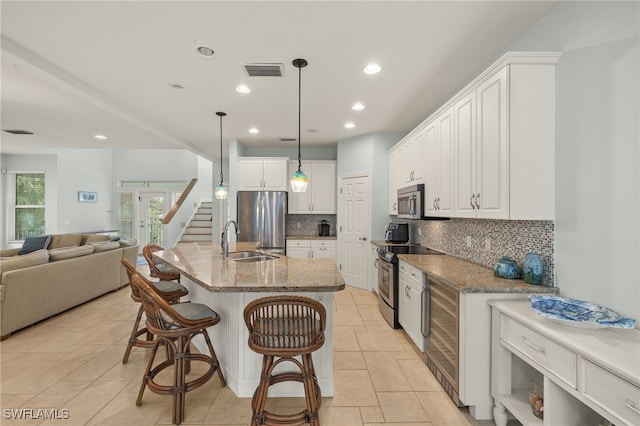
[226,251,278,262]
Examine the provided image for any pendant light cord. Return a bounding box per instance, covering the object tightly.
[216,111,227,186]
[297,62,302,172]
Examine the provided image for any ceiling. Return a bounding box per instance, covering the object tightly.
[0,1,556,160]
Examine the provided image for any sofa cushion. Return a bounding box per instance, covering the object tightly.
[49,234,83,249]
[48,245,95,261]
[118,238,138,247]
[90,241,120,253]
[81,234,110,245]
[0,249,49,273]
[18,235,52,255]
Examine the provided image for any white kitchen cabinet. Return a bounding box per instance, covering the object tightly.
[398,261,424,350]
[286,239,335,259]
[489,300,639,426]
[238,157,288,191]
[424,108,454,217]
[287,161,336,214]
[370,245,379,292]
[388,130,425,215]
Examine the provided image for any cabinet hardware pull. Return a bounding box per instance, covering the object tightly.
[393,202,397,211]
[475,193,481,209]
[521,336,546,353]
[625,398,640,416]
[470,194,476,209]
[433,199,437,209]
[436,197,440,210]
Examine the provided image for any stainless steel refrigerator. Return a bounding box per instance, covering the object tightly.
[236,191,287,254]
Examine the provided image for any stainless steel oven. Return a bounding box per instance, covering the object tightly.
[377,245,444,329]
[376,253,398,328]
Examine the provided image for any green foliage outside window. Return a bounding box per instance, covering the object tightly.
[14,173,45,240]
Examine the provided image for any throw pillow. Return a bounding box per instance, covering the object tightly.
[81,234,110,245]
[118,238,138,247]
[18,235,52,255]
[48,245,94,261]
[0,249,49,273]
[48,234,83,249]
[91,241,120,253]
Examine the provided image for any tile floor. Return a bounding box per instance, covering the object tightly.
[1,281,500,425]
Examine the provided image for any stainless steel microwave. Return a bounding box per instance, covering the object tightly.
[397,184,424,219]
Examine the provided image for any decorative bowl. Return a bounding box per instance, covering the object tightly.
[493,256,522,279]
[528,295,636,329]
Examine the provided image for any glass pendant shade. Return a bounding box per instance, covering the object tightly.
[290,169,308,192]
[215,184,228,199]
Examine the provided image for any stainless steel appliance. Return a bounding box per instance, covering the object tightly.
[422,274,462,406]
[397,184,424,219]
[376,245,443,329]
[236,191,287,254]
[385,222,409,243]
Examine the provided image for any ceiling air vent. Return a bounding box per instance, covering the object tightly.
[279,137,297,142]
[243,63,284,77]
[2,129,35,135]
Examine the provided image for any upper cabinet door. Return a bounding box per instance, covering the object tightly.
[238,158,267,191]
[424,121,439,215]
[287,160,336,214]
[454,91,477,218]
[310,162,336,214]
[238,158,288,191]
[475,67,509,219]
[437,108,454,215]
[262,159,288,191]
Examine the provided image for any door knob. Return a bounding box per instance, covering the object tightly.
[358,237,367,241]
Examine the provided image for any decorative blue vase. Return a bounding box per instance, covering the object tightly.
[494,256,522,279]
[523,253,544,285]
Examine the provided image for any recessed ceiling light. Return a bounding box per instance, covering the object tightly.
[344,122,355,129]
[94,134,107,140]
[169,83,187,91]
[236,84,251,94]
[363,63,381,75]
[197,45,215,57]
[352,102,365,111]
[249,128,259,134]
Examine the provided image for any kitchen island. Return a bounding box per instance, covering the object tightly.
[153,242,345,398]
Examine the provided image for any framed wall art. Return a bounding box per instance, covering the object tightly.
[78,191,98,203]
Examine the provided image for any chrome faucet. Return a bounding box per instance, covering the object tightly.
[221,220,239,259]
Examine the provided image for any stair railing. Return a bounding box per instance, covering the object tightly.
[162,178,198,224]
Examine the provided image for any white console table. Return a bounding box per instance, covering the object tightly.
[489,300,640,426]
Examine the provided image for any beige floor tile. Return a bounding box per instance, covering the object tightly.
[333,326,361,352]
[353,294,378,306]
[360,406,385,423]
[204,387,254,424]
[60,347,123,381]
[333,351,366,370]
[365,423,431,426]
[86,392,165,426]
[331,370,378,407]
[362,352,412,391]
[334,310,365,327]
[334,303,361,314]
[357,304,384,321]
[362,319,395,331]
[333,291,356,306]
[355,330,407,352]
[24,380,92,408]
[377,391,429,423]
[398,359,443,391]
[415,391,477,425]
[39,380,130,425]
[1,359,85,395]
[318,405,362,425]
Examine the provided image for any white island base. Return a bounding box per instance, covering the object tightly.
[183,277,335,398]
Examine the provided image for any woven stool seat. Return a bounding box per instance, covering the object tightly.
[143,244,181,282]
[120,259,189,364]
[132,274,225,425]
[244,295,326,426]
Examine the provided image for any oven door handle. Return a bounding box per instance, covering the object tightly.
[421,284,429,339]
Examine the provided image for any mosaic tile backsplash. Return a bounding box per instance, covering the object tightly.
[409,219,555,286]
[287,214,337,237]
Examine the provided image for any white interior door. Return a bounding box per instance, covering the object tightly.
[338,174,370,290]
[138,191,168,248]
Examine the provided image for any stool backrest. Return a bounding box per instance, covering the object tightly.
[142,244,173,277]
[121,258,144,301]
[244,295,326,354]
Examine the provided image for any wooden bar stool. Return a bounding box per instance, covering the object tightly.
[143,244,181,282]
[131,274,226,425]
[120,258,189,364]
[244,295,326,426]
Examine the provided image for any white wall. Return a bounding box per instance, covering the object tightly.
[505,1,639,319]
[244,145,337,160]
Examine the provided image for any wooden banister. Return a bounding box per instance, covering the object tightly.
[162,178,198,224]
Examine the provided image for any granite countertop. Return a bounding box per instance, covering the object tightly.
[370,240,418,247]
[398,253,558,295]
[154,242,345,293]
[286,235,337,240]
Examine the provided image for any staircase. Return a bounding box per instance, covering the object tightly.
[179,201,214,243]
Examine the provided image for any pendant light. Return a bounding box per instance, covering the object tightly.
[290,58,309,192]
[214,111,228,200]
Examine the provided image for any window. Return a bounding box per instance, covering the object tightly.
[117,192,134,239]
[7,172,45,241]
